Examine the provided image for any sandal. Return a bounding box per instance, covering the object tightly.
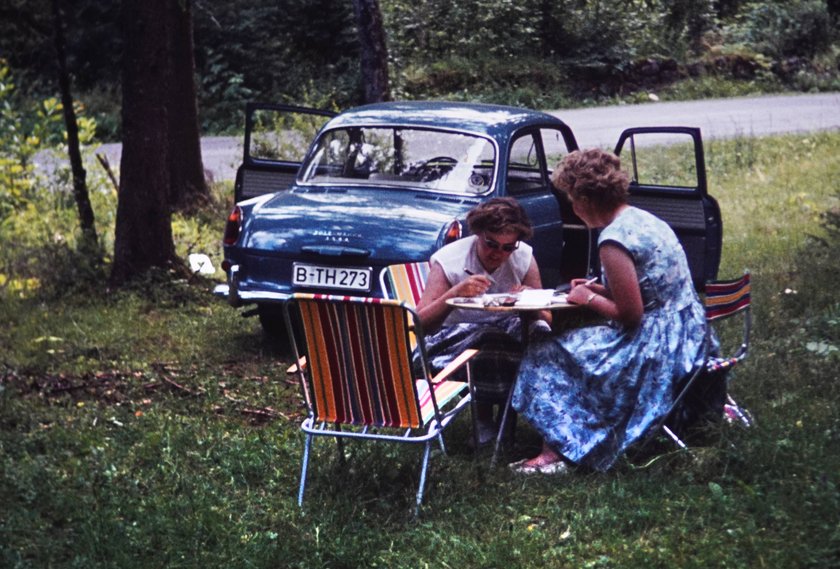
[509,458,570,475]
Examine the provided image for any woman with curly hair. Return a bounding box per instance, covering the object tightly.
[510,148,708,474]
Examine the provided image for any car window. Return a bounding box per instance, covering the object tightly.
[620,132,698,189]
[299,127,496,194]
[540,128,569,170]
[507,133,545,195]
[248,108,326,163]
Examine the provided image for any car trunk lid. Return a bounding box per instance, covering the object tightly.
[243,186,480,262]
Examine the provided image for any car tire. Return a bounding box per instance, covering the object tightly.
[257,303,292,345]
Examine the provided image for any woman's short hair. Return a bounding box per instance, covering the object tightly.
[550,149,629,210]
[466,197,533,240]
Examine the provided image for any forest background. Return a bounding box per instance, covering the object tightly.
[2,0,840,141]
[3,0,839,286]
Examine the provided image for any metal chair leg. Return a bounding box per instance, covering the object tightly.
[414,441,433,517]
[491,384,516,468]
[335,423,346,465]
[298,433,313,507]
[662,424,689,451]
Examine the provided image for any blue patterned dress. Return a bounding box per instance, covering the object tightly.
[512,206,708,471]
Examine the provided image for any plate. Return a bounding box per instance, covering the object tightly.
[448,291,570,309]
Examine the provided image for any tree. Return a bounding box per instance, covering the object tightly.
[50,0,100,256]
[111,0,178,284]
[167,0,208,212]
[351,0,389,103]
[828,0,840,20]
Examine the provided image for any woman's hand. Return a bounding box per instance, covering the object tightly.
[569,245,642,328]
[567,277,606,305]
[416,265,492,331]
[567,283,597,305]
[454,275,492,298]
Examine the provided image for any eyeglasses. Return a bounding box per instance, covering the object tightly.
[483,235,519,253]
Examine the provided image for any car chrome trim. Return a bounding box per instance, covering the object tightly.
[213,283,230,298]
[212,284,292,304]
[227,264,241,307]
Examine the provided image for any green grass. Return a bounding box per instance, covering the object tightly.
[2,131,840,568]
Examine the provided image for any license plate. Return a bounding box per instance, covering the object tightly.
[292,263,372,292]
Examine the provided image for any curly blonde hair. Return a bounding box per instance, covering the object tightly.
[550,149,629,211]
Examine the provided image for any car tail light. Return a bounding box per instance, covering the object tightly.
[223,206,242,245]
[443,219,462,245]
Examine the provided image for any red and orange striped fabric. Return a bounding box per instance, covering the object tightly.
[294,293,465,430]
[705,272,751,321]
[382,262,430,309]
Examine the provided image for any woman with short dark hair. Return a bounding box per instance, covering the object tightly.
[416,197,549,446]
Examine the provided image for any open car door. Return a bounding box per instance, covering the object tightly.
[614,127,722,289]
[234,103,337,203]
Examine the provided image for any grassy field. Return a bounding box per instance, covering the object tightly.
[2,131,839,568]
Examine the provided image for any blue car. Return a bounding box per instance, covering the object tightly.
[217,101,721,336]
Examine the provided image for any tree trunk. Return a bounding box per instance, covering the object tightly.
[828,0,840,21]
[167,0,208,213]
[352,0,389,103]
[111,0,178,285]
[51,0,100,256]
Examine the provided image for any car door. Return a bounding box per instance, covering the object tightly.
[505,127,573,288]
[614,127,723,289]
[234,103,337,203]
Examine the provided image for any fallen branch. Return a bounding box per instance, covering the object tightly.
[161,375,204,397]
[223,390,293,421]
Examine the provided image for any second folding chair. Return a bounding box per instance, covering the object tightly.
[660,270,754,449]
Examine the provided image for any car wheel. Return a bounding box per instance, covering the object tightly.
[257,303,292,345]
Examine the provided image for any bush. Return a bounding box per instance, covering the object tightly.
[727,1,835,58]
[0,62,111,300]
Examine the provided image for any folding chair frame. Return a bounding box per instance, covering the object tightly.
[382,261,519,461]
[284,293,476,517]
[653,270,753,450]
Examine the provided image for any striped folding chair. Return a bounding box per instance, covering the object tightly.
[659,270,754,449]
[380,261,430,309]
[703,270,753,427]
[380,261,431,350]
[284,293,476,517]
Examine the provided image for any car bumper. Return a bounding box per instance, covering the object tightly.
[212,283,291,305]
[213,264,291,306]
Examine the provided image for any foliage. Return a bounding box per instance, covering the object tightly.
[3,0,839,137]
[2,131,840,567]
[0,62,107,299]
[723,0,836,58]
[193,0,359,133]
[0,62,101,296]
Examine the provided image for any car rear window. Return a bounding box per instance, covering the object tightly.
[299,127,496,195]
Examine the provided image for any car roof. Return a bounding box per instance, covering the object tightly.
[324,101,569,138]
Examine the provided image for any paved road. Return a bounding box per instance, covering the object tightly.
[93,92,840,182]
[550,92,840,150]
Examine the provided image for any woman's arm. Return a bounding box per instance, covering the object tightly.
[567,243,643,328]
[416,262,491,331]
